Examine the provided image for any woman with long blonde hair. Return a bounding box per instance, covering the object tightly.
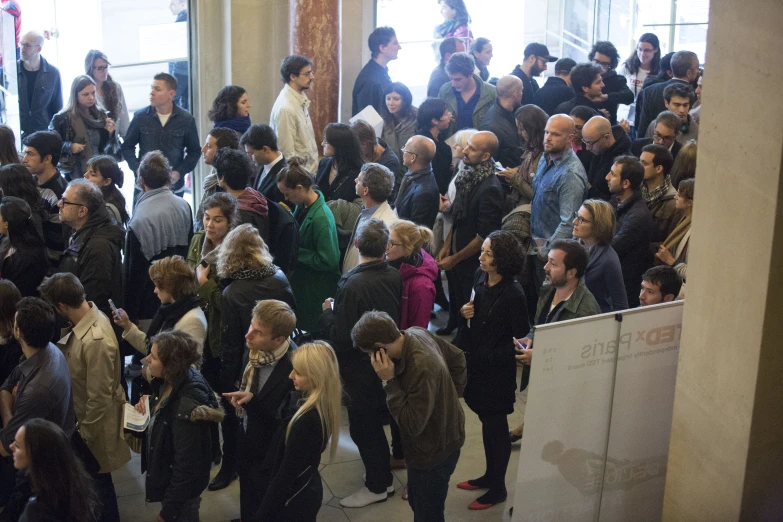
[253,341,342,520]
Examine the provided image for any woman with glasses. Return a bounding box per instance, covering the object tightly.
[0,197,47,297]
[620,33,661,134]
[571,200,628,313]
[85,50,130,138]
[49,75,117,180]
[315,123,365,203]
[588,41,634,125]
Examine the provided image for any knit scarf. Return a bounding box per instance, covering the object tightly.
[641,175,673,205]
[434,19,461,38]
[146,294,202,352]
[452,160,495,223]
[229,264,279,281]
[213,115,252,134]
[240,341,290,394]
[662,213,692,255]
[70,105,107,160]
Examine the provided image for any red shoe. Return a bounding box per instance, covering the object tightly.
[468,500,494,510]
[456,481,482,491]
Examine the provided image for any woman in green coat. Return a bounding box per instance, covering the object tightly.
[277,158,340,334]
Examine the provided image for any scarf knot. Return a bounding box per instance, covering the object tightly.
[452,160,496,223]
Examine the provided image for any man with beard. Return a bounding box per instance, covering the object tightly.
[511,43,557,106]
[436,131,503,335]
[529,115,588,302]
[514,239,600,370]
[270,55,319,172]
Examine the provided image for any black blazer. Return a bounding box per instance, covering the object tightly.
[315,157,361,203]
[532,76,574,117]
[451,174,504,276]
[395,169,440,228]
[631,137,682,160]
[254,157,293,209]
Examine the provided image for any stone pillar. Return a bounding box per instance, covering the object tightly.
[662,0,783,520]
[290,0,340,146]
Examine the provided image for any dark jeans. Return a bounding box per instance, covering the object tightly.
[389,417,403,460]
[342,355,392,494]
[407,449,460,522]
[72,431,120,522]
[218,396,240,476]
[478,413,511,494]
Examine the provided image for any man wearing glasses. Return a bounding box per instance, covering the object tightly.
[511,43,557,106]
[630,111,683,159]
[580,115,632,201]
[17,31,62,139]
[636,50,700,134]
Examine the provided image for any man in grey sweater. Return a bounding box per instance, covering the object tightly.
[352,311,466,522]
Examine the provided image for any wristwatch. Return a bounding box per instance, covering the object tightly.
[382,378,394,387]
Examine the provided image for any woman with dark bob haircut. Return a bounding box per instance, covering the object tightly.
[0,196,48,297]
[381,82,417,168]
[10,418,99,521]
[208,85,252,134]
[133,330,224,522]
[454,230,528,510]
[315,123,365,203]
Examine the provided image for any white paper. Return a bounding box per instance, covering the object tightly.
[349,105,384,139]
[467,288,476,328]
[123,396,150,432]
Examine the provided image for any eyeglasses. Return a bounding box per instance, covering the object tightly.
[653,131,676,144]
[59,197,86,208]
[572,211,592,224]
[93,65,110,72]
[582,134,607,148]
[592,58,612,69]
[400,148,417,158]
[388,241,404,248]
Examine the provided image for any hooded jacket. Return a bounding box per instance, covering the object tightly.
[398,251,439,330]
[143,368,223,521]
[236,188,271,244]
[587,125,632,200]
[59,205,124,318]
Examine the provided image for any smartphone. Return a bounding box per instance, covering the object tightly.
[200,259,209,268]
[108,299,121,318]
[329,298,335,310]
[515,339,528,351]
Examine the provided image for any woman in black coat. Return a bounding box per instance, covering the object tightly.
[134,330,223,522]
[0,197,48,297]
[211,224,297,489]
[454,230,529,510]
[249,341,342,521]
[315,123,364,203]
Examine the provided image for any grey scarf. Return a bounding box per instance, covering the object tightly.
[130,187,192,260]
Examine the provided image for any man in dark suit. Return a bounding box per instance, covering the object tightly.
[395,135,440,228]
[222,299,298,520]
[436,131,504,335]
[533,57,576,116]
[630,111,683,159]
[241,124,293,210]
[635,50,700,133]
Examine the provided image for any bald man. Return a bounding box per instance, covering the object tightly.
[436,130,504,335]
[480,75,524,168]
[18,31,63,139]
[529,115,588,300]
[580,115,631,200]
[395,135,440,228]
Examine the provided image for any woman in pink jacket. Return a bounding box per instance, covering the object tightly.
[386,220,438,329]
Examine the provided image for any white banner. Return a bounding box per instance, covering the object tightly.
[511,301,684,522]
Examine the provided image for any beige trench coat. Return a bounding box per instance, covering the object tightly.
[58,303,130,473]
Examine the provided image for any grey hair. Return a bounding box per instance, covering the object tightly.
[359,163,394,202]
[654,111,682,135]
[68,178,104,214]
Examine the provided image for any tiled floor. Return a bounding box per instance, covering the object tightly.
[116,305,527,521]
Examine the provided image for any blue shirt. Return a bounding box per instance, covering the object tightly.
[531,148,588,255]
[455,86,480,131]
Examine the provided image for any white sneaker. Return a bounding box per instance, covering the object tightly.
[339,486,388,508]
[362,473,395,495]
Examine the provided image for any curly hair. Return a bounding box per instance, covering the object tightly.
[148,256,198,300]
[486,230,524,278]
[588,41,620,70]
[208,85,247,122]
[213,148,254,190]
[199,192,239,230]
[151,330,202,382]
[217,223,274,278]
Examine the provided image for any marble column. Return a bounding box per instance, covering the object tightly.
[662,0,783,520]
[290,0,340,147]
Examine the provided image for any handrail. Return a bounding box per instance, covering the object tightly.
[111,58,187,69]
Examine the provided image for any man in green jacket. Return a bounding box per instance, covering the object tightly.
[438,52,497,138]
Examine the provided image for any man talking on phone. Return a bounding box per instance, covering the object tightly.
[352,310,466,522]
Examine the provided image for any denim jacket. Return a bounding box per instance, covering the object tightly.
[17,57,63,138]
[531,148,587,255]
[121,105,201,193]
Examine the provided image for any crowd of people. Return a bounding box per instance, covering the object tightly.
[0,2,699,520]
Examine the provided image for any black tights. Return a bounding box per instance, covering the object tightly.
[472,413,511,503]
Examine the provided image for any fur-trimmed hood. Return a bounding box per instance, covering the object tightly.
[189,403,225,423]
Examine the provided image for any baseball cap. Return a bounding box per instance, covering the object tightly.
[524,43,558,62]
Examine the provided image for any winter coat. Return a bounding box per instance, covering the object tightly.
[554,94,601,117]
[236,188,271,245]
[290,191,341,334]
[398,251,438,330]
[143,368,223,521]
[586,125,632,201]
[454,270,529,415]
[479,99,523,168]
[438,74,497,138]
[382,113,417,173]
[219,269,296,392]
[450,174,504,276]
[59,205,124,319]
[48,111,117,179]
[187,232,224,358]
[395,167,440,228]
[0,246,47,298]
[342,202,398,274]
[510,65,540,106]
[533,76,573,117]
[18,56,63,138]
[583,244,629,313]
[648,184,682,253]
[612,192,654,307]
